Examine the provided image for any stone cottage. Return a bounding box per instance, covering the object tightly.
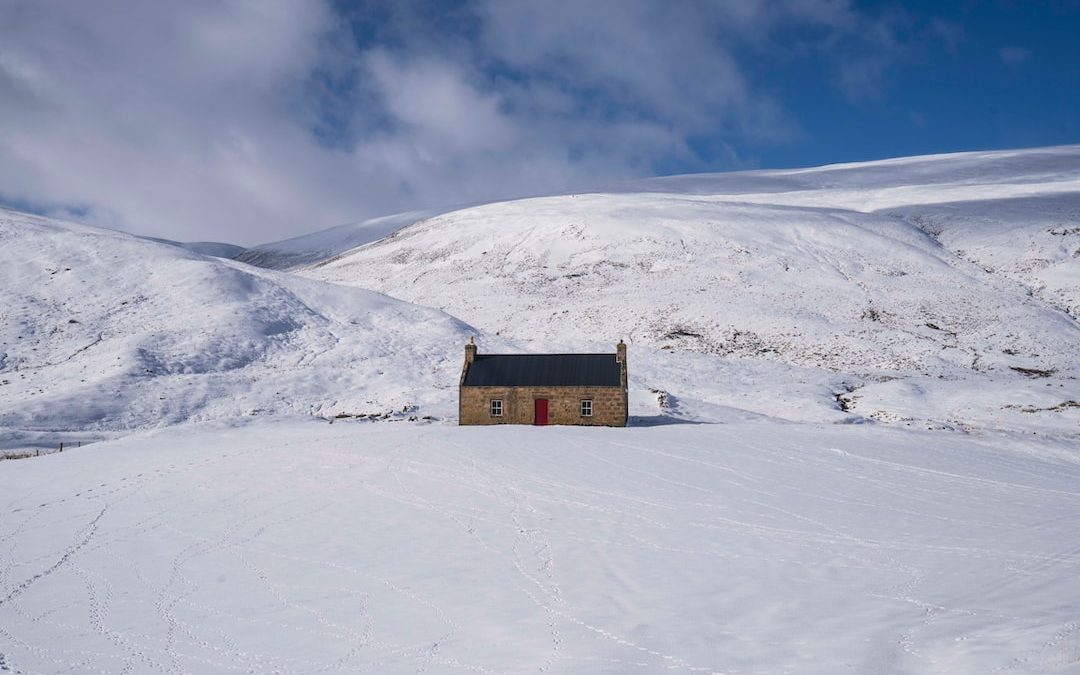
[458,338,628,427]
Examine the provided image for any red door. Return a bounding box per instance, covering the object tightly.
[534,399,549,426]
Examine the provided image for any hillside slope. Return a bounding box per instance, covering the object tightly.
[0,208,474,445]
[292,146,1080,434]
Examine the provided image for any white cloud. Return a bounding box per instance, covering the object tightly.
[0,0,356,243]
[0,0,955,245]
[1000,46,1032,67]
[477,0,769,133]
[364,52,516,153]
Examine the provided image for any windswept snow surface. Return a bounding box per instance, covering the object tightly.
[236,209,454,271]
[2,420,1080,674]
[0,208,474,446]
[302,145,1080,435]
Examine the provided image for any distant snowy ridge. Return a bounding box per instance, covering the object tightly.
[243,144,1080,274]
[610,144,1080,197]
[0,207,475,442]
[140,236,245,259]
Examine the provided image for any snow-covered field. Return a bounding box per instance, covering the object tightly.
[2,145,1080,673]
[3,419,1080,674]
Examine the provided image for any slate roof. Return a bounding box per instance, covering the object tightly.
[462,353,622,387]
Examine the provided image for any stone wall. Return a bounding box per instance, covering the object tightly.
[460,385,627,427]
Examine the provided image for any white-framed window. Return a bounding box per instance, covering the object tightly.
[490,399,503,417]
[580,399,593,417]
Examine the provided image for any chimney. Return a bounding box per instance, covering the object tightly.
[465,336,477,364]
[616,339,628,391]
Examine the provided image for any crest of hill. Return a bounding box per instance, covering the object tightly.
[244,144,1080,274]
[611,144,1080,198]
[0,207,474,438]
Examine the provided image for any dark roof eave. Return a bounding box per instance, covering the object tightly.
[462,353,623,387]
[462,383,624,388]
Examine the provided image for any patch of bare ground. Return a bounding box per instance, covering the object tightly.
[1005,400,1080,414]
[1010,366,1057,378]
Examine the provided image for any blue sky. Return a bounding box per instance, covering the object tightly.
[751,1,1080,169]
[0,0,1077,243]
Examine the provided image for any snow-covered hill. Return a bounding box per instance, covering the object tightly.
[0,208,474,447]
[4,147,1078,439]
[298,145,1080,435]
